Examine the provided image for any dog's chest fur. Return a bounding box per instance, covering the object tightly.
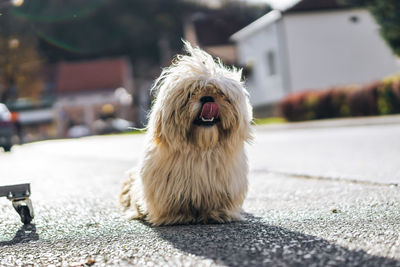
[140,144,248,223]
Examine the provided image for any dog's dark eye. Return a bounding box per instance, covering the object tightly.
[187,92,191,100]
[216,91,231,104]
[216,91,225,97]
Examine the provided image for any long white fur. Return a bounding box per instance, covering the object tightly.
[120,41,253,225]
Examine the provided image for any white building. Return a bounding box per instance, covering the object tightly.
[231,0,399,116]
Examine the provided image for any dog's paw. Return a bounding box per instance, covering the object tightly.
[119,178,133,210]
[207,209,244,224]
[125,209,143,220]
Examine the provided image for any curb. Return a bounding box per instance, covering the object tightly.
[256,114,400,131]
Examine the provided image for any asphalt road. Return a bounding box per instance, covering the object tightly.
[251,123,400,185]
[0,123,399,266]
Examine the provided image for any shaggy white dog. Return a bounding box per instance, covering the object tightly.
[120,41,253,226]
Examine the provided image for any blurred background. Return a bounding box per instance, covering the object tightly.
[0,0,399,148]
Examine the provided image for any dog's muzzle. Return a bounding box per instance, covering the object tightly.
[194,96,220,127]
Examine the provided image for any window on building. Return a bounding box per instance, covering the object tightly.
[267,51,277,76]
[349,15,360,23]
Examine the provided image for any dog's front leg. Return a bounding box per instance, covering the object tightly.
[120,173,146,220]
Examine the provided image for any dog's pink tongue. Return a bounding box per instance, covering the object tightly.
[200,102,219,119]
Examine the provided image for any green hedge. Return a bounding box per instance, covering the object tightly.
[279,74,400,121]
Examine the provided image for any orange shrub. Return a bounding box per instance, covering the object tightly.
[278,78,393,121]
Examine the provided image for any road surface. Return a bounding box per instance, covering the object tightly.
[0,123,399,266]
[251,124,400,184]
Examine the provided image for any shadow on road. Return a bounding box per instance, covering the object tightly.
[154,214,399,266]
[0,224,39,246]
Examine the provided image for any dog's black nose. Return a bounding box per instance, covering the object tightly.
[200,96,214,103]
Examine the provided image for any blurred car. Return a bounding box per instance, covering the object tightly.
[67,124,91,138]
[0,103,14,152]
[92,117,133,135]
[92,104,134,135]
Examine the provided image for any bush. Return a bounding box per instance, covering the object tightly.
[279,74,400,121]
[347,82,379,117]
[280,88,352,121]
[377,75,400,115]
[279,90,317,121]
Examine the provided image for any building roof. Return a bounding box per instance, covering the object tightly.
[231,0,348,41]
[285,0,345,13]
[56,57,130,94]
[231,10,282,42]
[190,9,264,47]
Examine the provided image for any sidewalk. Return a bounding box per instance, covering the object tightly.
[257,114,400,131]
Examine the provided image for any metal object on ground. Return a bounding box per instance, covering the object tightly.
[0,183,34,224]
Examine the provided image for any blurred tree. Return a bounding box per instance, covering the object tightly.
[0,37,44,102]
[13,0,200,66]
[10,0,268,73]
[0,6,44,103]
[0,0,268,103]
[341,0,400,56]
